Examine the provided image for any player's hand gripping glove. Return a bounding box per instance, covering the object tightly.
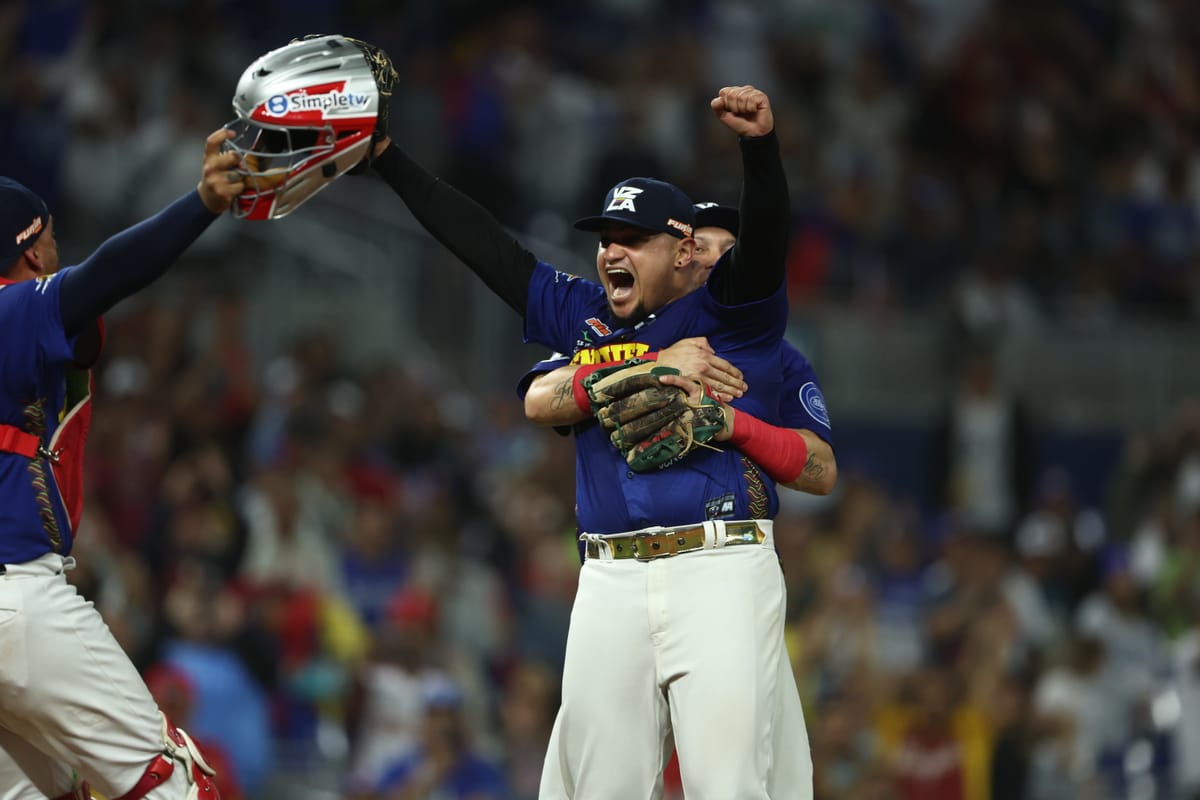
[582,360,728,471]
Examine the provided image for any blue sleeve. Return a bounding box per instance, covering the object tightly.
[516,352,572,400]
[517,352,575,438]
[522,261,606,352]
[700,278,789,348]
[779,341,834,445]
[58,190,216,337]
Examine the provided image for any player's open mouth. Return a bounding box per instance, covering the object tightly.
[606,268,634,301]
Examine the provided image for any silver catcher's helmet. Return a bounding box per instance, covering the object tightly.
[225,35,387,220]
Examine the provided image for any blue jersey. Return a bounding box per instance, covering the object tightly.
[0,269,81,562]
[523,261,788,534]
[778,342,833,447]
[523,338,836,500]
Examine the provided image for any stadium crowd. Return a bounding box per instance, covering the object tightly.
[2,0,1200,798]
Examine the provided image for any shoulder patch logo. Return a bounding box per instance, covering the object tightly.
[799,382,831,429]
[607,186,643,212]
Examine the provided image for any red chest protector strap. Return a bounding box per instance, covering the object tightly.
[0,424,40,459]
[0,370,95,534]
[0,318,102,537]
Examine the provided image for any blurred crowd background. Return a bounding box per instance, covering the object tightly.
[3,0,1200,799]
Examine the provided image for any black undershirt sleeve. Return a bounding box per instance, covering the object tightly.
[372,144,537,317]
[706,130,790,306]
[58,191,217,337]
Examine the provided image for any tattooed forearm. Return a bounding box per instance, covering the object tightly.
[802,453,825,481]
[550,377,574,411]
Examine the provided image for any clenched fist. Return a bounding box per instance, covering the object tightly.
[711,85,774,138]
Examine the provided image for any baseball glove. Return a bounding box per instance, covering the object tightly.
[582,360,728,471]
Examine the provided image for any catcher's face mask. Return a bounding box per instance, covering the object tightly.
[225,35,388,220]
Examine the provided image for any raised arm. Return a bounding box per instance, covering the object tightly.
[705,86,790,306]
[370,137,537,316]
[58,128,244,336]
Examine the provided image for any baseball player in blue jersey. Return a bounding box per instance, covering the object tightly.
[0,129,241,799]
[669,202,834,797]
[357,78,809,797]
[520,201,836,797]
[689,201,835,491]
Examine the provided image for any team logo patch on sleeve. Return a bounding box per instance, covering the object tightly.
[800,382,831,429]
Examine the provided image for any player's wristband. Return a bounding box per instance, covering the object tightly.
[571,363,608,414]
[729,408,809,484]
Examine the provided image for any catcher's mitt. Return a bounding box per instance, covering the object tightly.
[582,360,728,471]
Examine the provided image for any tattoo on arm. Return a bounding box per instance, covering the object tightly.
[802,453,824,481]
[550,377,574,411]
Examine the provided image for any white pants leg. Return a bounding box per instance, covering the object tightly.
[539,555,672,800]
[663,545,785,800]
[767,645,814,800]
[0,554,191,799]
[0,732,74,800]
[540,531,803,800]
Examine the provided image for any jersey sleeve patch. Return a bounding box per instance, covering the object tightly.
[800,382,831,429]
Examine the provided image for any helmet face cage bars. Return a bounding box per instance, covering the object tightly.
[222,120,339,219]
[225,34,380,220]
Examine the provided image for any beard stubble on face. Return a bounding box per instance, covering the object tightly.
[607,299,648,326]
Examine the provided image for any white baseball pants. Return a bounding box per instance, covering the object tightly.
[539,521,812,799]
[0,554,192,799]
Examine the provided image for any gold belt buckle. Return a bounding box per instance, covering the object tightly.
[633,527,703,560]
[726,521,765,545]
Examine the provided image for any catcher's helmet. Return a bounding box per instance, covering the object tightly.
[225,34,395,220]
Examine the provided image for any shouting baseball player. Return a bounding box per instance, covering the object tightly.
[362,72,801,796]
[0,129,240,799]
[520,201,837,797]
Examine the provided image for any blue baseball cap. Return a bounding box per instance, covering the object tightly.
[693,202,739,235]
[0,178,49,267]
[575,177,695,239]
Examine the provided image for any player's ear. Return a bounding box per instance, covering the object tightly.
[21,246,44,276]
[675,238,695,267]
